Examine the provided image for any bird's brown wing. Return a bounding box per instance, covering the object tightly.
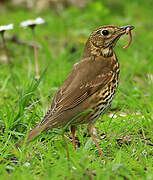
[41,56,115,124]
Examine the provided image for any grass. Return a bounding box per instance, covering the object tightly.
[0,0,153,179]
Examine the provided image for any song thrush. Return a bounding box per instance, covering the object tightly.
[15,25,134,156]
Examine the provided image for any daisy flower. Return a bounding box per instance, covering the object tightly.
[20,17,45,28]
[20,17,45,79]
[0,24,14,32]
[0,24,14,64]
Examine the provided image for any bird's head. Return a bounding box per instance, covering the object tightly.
[83,25,135,58]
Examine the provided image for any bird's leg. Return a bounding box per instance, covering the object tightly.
[71,125,76,150]
[87,123,103,156]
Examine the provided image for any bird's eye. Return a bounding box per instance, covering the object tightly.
[101,29,109,36]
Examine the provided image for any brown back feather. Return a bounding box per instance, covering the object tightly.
[40,55,117,126]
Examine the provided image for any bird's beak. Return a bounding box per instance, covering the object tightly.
[120,25,135,32]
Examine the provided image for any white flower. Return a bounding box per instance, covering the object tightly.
[0,24,14,32]
[34,17,45,24]
[20,17,45,28]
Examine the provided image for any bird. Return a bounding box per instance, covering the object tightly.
[15,25,134,156]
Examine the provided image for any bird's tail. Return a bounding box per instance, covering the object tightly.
[15,124,47,148]
[15,112,63,148]
[15,111,68,148]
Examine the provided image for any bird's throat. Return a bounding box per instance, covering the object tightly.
[83,39,114,59]
[101,47,114,58]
